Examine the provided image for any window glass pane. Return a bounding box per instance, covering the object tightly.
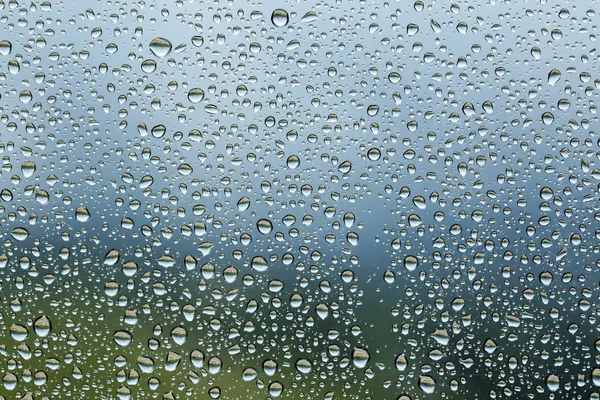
[0,0,598,399]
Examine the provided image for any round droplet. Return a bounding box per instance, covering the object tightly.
[190,350,205,368]
[404,255,418,271]
[269,382,283,397]
[539,271,553,286]
[237,197,250,212]
[367,105,379,116]
[546,374,560,392]
[104,249,120,266]
[33,316,51,337]
[346,232,359,246]
[384,270,396,283]
[208,386,221,399]
[19,90,33,104]
[2,373,17,390]
[351,347,369,368]
[263,359,278,376]
[271,9,289,27]
[170,326,187,345]
[0,40,12,56]
[113,330,132,347]
[542,112,554,125]
[557,98,570,110]
[188,88,205,103]
[286,155,300,169]
[256,219,273,234]
[191,35,204,47]
[295,358,312,374]
[149,37,172,58]
[251,256,268,272]
[137,356,155,373]
[208,357,222,374]
[122,261,138,277]
[0,189,12,201]
[141,59,157,73]
[367,148,381,161]
[151,124,166,138]
[177,163,193,176]
[10,324,28,341]
[21,161,36,177]
[242,368,258,381]
[551,29,562,40]
[462,102,475,116]
[592,368,600,386]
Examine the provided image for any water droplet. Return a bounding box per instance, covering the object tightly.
[367,148,381,161]
[592,368,600,386]
[237,197,251,212]
[190,350,205,368]
[137,356,155,373]
[0,40,12,56]
[338,160,352,173]
[404,255,418,271]
[263,359,278,376]
[395,354,408,371]
[301,11,318,23]
[104,249,120,266]
[188,88,205,103]
[546,374,560,392]
[113,330,132,347]
[141,59,157,73]
[351,347,369,368]
[149,37,172,58]
[295,358,312,374]
[269,382,284,397]
[10,324,28,341]
[21,161,36,177]
[388,72,402,83]
[548,69,561,85]
[2,373,17,390]
[33,316,52,337]
[11,227,29,241]
[484,338,498,354]
[256,219,273,234]
[367,105,379,116]
[418,375,436,394]
[286,155,300,169]
[542,112,554,125]
[76,206,91,222]
[242,368,258,381]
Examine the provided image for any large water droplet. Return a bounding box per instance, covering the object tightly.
[418,375,436,394]
[351,347,370,368]
[149,37,172,58]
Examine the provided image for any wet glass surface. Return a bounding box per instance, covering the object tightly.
[0,0,599,399]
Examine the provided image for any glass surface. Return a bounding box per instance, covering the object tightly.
[0,0,598,399]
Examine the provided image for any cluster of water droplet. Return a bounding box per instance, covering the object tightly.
[0,0,599,399]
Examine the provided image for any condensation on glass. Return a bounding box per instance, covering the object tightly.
[0,0,598,399]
